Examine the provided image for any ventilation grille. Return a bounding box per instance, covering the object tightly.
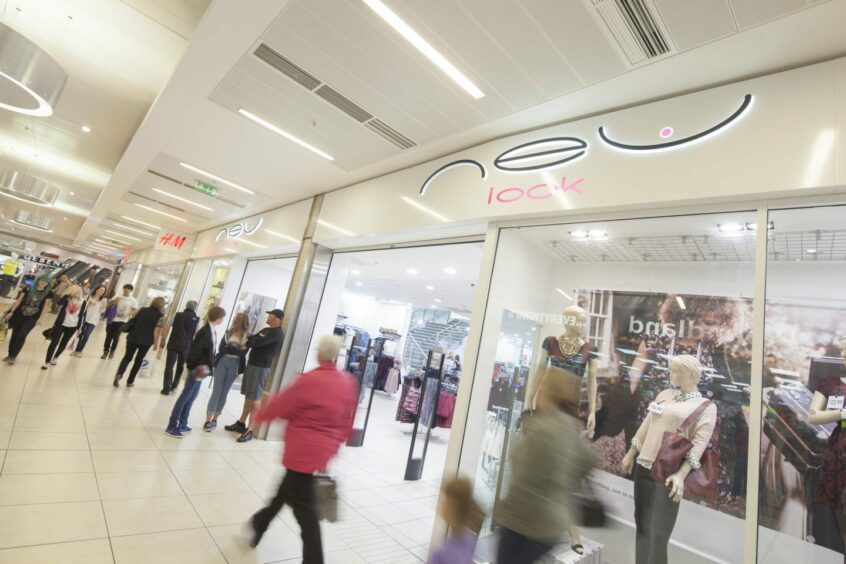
[364,119,416,150]
[253,43,416,151]
[592,0,672,66]
[254,43,321,90]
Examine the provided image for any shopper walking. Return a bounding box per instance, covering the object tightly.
[102,284,138,359]
[494,368,596,564]
[1,274,52,365]
[245,335,357,563]
[225,308,285,442]
[160,300,200,395]
[42,285,84,369]
[113,297,165,388]
[50,274,70,313]
[204,312,250,430]
[71,286,108,356]
[165,306,226,438]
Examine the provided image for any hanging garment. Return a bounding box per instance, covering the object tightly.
[384,368,400,394]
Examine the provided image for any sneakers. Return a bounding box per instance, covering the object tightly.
[49,359,57,366]
[178,425,192,434]
[113,375,122,388]
[237,430,254,443]
[126,383,134,388]
[203,421,216,432]
[4,357,14,365]
[108,351,115,359]
[247,516,264,548]
[164,427,183,439]
[160,389,170,396]
[41,364,48,370]
[100,352,108,359]
[224,420,247,433]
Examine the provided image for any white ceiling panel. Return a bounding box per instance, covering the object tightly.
[655,0,738,50]
[729,0,810,29]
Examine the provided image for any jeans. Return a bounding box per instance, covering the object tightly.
[168,374,203,430]
[162,349,187,392]
[46,326,77,363]
[496,527,553,564]
[207,355,240,417]
[633,464,681,564]
[104,321,125,354]
[7,313,38,359]
[75,322,96,352]
[252,470,323,564]
[117,341,151,384]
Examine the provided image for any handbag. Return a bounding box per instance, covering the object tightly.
[42,327,54,340]
[651,399,720,504]
[121,317,136,334]
[314,475,338,522]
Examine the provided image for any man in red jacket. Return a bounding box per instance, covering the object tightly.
[247,335,357,563]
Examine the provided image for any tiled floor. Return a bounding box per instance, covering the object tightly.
[0,319,447,563]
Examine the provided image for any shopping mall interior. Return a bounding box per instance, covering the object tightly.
[2,1,846,563]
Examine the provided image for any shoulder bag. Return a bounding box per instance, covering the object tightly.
[651,399,720,504]
[121,317,137,334]
[314,474,338,522]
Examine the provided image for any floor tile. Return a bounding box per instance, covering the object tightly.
[189,491,265,527]
[0,431,10,449]
[16,404,82,419]
[0,473,100,505]
[1,449,94,474]
[91,450,169,473]
[88,432,158,451]
[9,415,87,433]
[172,468,252,496]
[0,501,107,548]
[161,450,231,470]
[111,528,226,564]
[96,471,184,500]
[8,431,88,450]
[103,495,203,536]
[208,521,302,563]
[0,538,114,564]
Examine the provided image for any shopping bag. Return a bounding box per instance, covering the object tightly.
[314,475,338,522]
[0,321,7,343]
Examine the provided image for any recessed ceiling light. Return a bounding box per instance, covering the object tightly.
[443,267,456,274]
[81,125,90,133]
[133,203,188,222]
[120,215,161,230]
[717,223,744,233]
[570,230,588,239]
[406,268,418,275]
[264,229,300,244]
[178,162,255,195]
[355,281,363,287]
[746,222,774,231]
[152,188,214,211]
[317,219,354,237]
[588,229,607,238]
[806,248,817,254]
[434,298,442,303]
[425,285,434,291]
[238,108,334,161]
[350,269,361,276]
[362,0,484,100]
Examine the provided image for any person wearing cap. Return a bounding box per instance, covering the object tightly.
[160,300,201,395]
[226,308,285,442]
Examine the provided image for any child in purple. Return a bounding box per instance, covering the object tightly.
[429,477,482,564]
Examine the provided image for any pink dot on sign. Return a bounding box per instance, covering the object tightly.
[660,127,673,138]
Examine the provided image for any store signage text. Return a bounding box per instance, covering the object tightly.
[157,232,187,250]
[21,255,65,267]
[215,217,263,241]
[487,176,584,205]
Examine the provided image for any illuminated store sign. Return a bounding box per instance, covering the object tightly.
[215,217,263,241]
[419,94,754,196]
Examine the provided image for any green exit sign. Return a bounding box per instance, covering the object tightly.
[194,182,218,196]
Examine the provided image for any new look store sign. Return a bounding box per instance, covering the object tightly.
[313,59,846,242]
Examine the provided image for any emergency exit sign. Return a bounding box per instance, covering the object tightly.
[194,182,217,196]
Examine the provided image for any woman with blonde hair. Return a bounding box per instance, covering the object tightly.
[43,284,84,370]
[204,312,251,431]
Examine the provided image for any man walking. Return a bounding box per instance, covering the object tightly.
[102,284,138,359]
[160,300,200,395]
[225,308,284,442]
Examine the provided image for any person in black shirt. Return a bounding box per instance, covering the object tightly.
[160,300,200,395]
[113,297,165,388]
[225,308,284,442]
[165,306,226,438]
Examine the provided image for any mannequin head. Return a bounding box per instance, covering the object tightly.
[840,336,846,363]
[669,354,703,392]
[562,305,587,339]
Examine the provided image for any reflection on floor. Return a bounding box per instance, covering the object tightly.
[0,322,446,563]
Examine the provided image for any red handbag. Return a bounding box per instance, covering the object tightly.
[651,399,720,504]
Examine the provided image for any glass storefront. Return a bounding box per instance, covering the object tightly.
[176,258,232,321]
[233,257,297,333]
[138,262,185,309]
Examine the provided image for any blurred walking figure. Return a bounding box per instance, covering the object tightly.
[245,335,357,564]
[160,300,200,395]
[494,368,596,563]
[2,274,52,364]
[42,284,84,369]
[429,476,483,564]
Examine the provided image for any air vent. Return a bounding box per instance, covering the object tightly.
[364,118,417,150]
[314,85,373,123]
[254,43,321,91]
[591,0,672,66]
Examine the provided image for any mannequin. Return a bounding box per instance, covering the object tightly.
[621,355,717,564]
[529,304,598,555]
[808,336,846,561]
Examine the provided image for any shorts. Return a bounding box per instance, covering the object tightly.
[241,364,271,400]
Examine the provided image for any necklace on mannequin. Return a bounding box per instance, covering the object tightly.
[557,335,584,357]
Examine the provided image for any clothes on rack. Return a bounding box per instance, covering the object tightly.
[375,355,395,390]
[396,378,422,423]
[384,368,400,394]
[436,391,457,428]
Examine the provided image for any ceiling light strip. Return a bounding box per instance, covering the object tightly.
[238,109,335,161]
[362,0,484,100]
[178,162,255,195]
[103,229,140,242]
[109,221,155,236]
[133,203,188,223]
[152,188,214,211]
[120,215,162,230]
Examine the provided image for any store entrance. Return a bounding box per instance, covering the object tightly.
[304,241,483,548]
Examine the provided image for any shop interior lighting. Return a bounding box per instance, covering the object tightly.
[152,188,214,211]
[570,230,589,239]
[406,268,419,275]
[238,109,334,161]
[746,222,774,230]
[589,229,607,238]
[103,230,138,242]
[121,215,162,230]
[443,267,457,274]
[362,0,484,100]
[133,203,188,223]
[806,248,817,254]
[317,219,354,237]
[717,223,744,233]
[81,125,91,133]
[265,229,300,244]
[0,23,67,116]
[400,196,449,222]
[179,162,255,196]
[555,288,573,300]
[676,296,686,310]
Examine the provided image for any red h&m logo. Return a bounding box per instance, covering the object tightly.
[158,232,186,250]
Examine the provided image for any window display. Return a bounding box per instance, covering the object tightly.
[139,262,184,309]
[465,212,757,564]
[232,257,296,332]
[758,205,846,564]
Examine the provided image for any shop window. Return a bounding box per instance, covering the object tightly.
[233,257,296,332]
[464,213,756,563]
[758,205,846,564]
